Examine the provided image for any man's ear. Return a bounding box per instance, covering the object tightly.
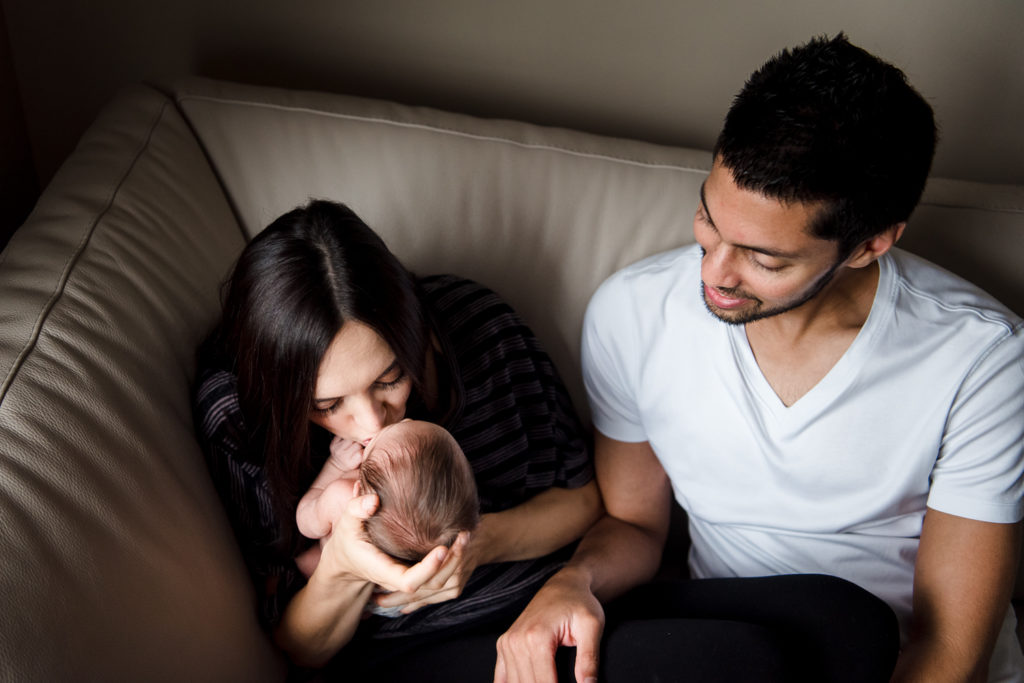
[845,222,906,268]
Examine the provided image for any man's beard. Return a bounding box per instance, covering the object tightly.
[702,261,843,326]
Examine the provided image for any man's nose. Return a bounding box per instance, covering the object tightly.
[702,243,742,290]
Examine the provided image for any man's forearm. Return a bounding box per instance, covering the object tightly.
[564,512,667,602]
[891,635,988,683]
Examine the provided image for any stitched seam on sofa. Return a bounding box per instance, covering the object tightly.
[176,94,712,175]
[162,87,250,244]
[919,199,1024,214]
[0,99,173,407]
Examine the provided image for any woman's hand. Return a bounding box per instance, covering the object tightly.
[374,482,603,614]
[372,530,477,613]
[276,490,452,666]
[318,490,451,593]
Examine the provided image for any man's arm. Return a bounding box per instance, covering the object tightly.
[494,431,674,683]
[892,509,1022,683]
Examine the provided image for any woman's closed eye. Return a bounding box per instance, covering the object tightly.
[375,369,406,390]
[312,369,406,416]
[313,399,341,417]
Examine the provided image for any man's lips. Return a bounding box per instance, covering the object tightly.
[704,284,751,309]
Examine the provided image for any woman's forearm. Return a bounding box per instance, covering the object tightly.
[476,480,603,565]
[273,569,374,668]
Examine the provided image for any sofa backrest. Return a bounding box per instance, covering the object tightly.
[2,77,1023,683]
[173,78,1024,424]
[0,85,283,681]
[174,78,710,419]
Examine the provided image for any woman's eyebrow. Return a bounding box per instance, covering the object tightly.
[314,359,400,403]
[375,360,400,381]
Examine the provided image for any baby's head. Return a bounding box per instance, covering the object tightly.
[359,420,479,564]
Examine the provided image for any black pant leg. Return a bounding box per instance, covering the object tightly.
[602,574,899,683]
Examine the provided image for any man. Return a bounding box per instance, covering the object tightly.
[495,34,1024,682]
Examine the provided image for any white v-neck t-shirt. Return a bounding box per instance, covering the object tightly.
[582,244,1024,679]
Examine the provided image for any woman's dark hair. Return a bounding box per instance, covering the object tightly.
[218,200,432,553]
[714,33,938,257]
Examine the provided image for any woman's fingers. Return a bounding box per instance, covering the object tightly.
[345,491,378,520]
[375,531,471,602]
[383,545,449,593]
[326,492,441,590]
[394,586,462,614]
[424,531,469,589]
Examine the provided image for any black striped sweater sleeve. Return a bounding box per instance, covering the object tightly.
[423,274,593,511]
[193,365,303,628]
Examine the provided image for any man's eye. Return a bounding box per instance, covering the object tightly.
[751,255,785,272]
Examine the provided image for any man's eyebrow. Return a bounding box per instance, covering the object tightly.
[698,181,716,229]
[698,180,800,260]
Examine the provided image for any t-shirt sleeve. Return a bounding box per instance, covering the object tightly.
[193,366,303,629]
[581,273,648,443]
[927,324,1024,523]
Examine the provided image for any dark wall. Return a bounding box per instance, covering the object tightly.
[0,2,36,250]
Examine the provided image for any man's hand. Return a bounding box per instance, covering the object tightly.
[494,568,605,683]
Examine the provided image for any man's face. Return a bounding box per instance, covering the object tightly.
[694,160,845,325]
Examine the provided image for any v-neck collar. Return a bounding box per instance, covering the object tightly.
[727,254,894,422]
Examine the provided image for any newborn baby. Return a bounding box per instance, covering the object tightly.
[295,419,480,602]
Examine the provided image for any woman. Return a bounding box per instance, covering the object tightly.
[193,200,600,677]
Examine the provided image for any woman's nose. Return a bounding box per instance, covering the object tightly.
[352,396,387,434]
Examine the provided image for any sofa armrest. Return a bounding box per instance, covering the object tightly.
[0,85,283,681]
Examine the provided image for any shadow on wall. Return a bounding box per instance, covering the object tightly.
[0,3,38,250]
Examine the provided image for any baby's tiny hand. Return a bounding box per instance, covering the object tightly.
[330,436,365,471]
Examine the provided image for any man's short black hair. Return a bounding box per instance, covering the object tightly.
[713,33,938,256]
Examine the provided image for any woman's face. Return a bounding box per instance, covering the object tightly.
[310,321,413,445]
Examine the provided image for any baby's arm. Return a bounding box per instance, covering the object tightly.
[296,437,364,539]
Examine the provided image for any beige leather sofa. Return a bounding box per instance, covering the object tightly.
[2,77,1022,681]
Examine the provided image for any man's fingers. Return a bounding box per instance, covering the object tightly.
[496,629,559,683]
[493,652,508,683]
[573,637,600,683]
